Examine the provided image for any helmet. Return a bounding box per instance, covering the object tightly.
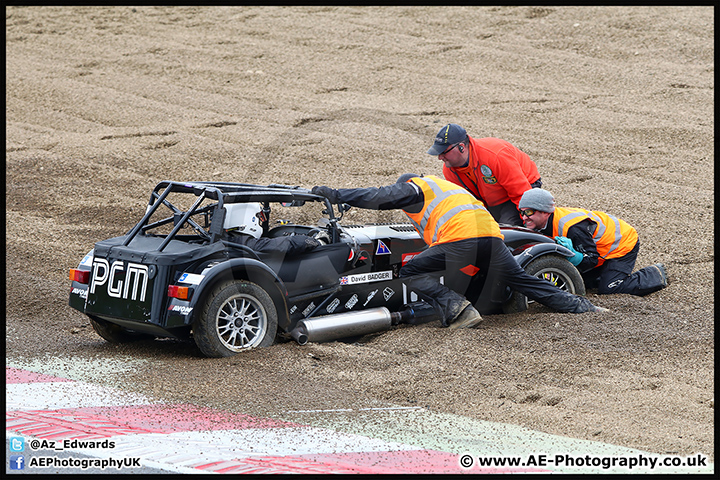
[223,202,264,239]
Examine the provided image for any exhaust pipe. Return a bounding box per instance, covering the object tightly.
[290,307,394,346]
[290,302,439,345]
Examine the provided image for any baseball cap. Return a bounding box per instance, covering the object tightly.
[427,123,467,155]
[519,188,556,213]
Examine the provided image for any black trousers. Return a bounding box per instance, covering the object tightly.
[399,237,595,325]
[584,242,665,296]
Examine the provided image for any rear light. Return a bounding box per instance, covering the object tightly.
[168,285,190,300]
[69,268,90,284]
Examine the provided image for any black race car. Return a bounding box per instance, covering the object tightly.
[68,180,584,357]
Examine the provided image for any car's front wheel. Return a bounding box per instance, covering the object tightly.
[194,281,278,357]
[503,254,586,314]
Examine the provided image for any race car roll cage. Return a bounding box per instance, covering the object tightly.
[123,180,572,269]
[123,180,342,251]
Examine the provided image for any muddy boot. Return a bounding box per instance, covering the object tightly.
[448,305,484,329]
[620,263,668,296]
[654,263,669,287]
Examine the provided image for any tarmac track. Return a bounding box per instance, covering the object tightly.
[6,360,713,475]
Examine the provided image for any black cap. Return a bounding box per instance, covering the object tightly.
[427,124,467,155]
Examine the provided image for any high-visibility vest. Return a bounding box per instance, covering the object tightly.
[443,136,540,207]
[552,206,638,265]
[403,175,503,247]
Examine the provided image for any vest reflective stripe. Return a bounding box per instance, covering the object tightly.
[587,212,607,239]
[416,182,469,232]
[587,211,623,257]
[553,206,637,265]
[556,211,592,239]
[432,203,488,244]
[404,175,502,246]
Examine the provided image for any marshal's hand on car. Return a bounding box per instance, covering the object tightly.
[554,236,573,250]
[311,185,339,203]
[554,236,583,266]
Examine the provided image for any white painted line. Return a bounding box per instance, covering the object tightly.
[65,428,422,465]
[357,406,424,411]
[7,356,150,385]
[285,406,423,414]
[285,408,354,413]
[6,382,158,410]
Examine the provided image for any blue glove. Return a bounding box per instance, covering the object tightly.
[555,236,583,266]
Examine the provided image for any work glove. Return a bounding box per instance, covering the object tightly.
[311,185,340,203]
[555,236,583,266]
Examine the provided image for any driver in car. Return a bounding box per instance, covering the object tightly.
[312,174,608,329]
[223,203,322,255]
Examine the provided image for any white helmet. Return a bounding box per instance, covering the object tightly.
[223,203,264,239]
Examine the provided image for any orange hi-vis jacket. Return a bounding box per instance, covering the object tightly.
[443,136,540,207]
[552,206,638,266]
[404,175,503,247]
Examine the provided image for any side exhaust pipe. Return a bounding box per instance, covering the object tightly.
[290,302,438,345]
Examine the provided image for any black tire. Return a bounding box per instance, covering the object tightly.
[88,315,151,343]
[194,281,278,357]
[503,255,586,314]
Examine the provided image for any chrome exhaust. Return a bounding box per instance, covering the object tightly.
[290,307,394,346]
[289,302,439,345]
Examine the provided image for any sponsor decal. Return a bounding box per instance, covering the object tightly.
[302,302,316,317]
[375,240,391,255]
[80,252,94,267]
[90,259,148,302]
[71,287,87,299]
[289,305,297,314]
[363,289,379,306]
[339,270,392,285]
[326,298,340,313]
[169,305,193,315]
[460,264,480,276]
[383,287,395,301]
[402,252,422,265]
[178,273,205,285]
[345,294,359,310]
[402,282,417,304]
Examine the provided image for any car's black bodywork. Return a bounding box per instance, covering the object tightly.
[69,180,584,357]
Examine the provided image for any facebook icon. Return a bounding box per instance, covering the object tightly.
[10,455,25,470]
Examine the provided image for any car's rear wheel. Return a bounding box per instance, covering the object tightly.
[194,281,278,357]
[88,315,152,343]
[503,255,586,314]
